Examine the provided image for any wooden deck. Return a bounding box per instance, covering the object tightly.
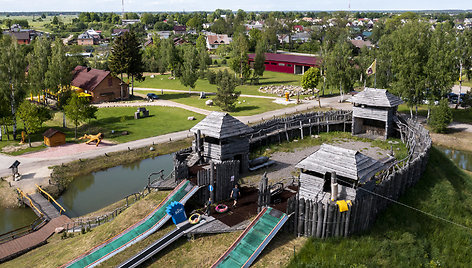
[0,215,72,263]
[149,178,178,190]
[26,193,62,220]
[189,218,250,235]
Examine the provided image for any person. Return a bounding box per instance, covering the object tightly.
[230,184,240,208]
[205,198,212,216]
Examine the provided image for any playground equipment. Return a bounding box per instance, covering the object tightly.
[78,133,104,146]
[63,180,199,268]
[285,91,290,101]
[118,216,212,268]
[19,131,26,145]
[211,207,288,268]
[189,213,201,224]
[215,204,228,213]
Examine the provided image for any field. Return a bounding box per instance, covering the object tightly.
[398,103,472,124]
[0,15,77,32]
[0,106,201,155]
[140,91,296,116]
[289,147,472,267]
[135,69,334,96]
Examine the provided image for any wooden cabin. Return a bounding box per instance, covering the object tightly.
[43,128,66,147]
[296,144,386,202]
[350,88,403,140]
[189,112,253,173]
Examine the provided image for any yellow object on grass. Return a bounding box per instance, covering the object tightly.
[336,200,352,212]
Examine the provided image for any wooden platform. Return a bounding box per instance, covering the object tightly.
[189,218,250,235]
[149,179,178,190]
[26,193,61,220]
[0,215,72,263]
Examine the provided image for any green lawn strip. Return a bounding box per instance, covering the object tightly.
[398,104,472,124]
[288,147,472,267]
[141,91,296,116]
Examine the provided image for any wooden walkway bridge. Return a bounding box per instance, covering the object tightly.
[0,187,70,263]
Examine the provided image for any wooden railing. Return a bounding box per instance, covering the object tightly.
[0,217,47,244]
[36,184,66,215]
[17,188,44,218]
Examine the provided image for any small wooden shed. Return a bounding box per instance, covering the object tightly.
[350,88,403,139]
[43,128,66,147]
[190,112,253,173]
[296,144,386,202]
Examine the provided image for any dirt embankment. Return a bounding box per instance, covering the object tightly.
[0,179,20,208]
[430,130,472,152]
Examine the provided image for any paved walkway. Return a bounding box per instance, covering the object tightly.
[0,215,72,263]
[134,87,278,100]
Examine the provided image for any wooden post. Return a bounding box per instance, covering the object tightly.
[300,121,304,139]
[285,123,289,142]
[298,198,305,237]
[210,162,215,203]
[309,119,312,136]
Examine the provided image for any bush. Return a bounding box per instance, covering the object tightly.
[206,70,217,84]
[221,59,227,65]
[213,59,218,65]
[429,99,453,133]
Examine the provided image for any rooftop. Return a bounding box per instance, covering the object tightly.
[350,87,403,108]
[190,112,253,139]
[296,144,386,183]
[71,66,111,92]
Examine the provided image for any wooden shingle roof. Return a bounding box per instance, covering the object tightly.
[296,144,385,183]
[190,112,253,139]
[43,128,64,138]
[350,87,403,107]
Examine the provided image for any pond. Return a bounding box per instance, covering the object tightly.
[56,153,175,218]
[437,146,472,172]
[0,207,38,235]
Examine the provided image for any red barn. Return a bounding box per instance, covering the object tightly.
[248,53,321,75]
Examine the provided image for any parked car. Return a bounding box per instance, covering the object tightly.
[147,93,159,101]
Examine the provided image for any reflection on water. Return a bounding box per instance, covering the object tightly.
[0,207,37,235]
[57,153,174,218]
[437,146,472,172]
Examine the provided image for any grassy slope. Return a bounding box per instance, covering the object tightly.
[288,147,472,267]
[141,91,296,116]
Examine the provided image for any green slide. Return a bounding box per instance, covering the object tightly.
[64,180,199,268]
[212,207,288,268]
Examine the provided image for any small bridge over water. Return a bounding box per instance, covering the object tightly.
[0,186,71,263]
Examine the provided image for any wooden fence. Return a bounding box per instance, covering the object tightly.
[195,161,240,204]
[285,118,432,237]
[247,110,352,147]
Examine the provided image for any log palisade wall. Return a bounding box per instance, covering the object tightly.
[285,118,432,237]
[195,160,240,204]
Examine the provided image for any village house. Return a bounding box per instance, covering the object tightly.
[71,66,128,103]
[173,25,187,35]
[248,53,321,75]
[3,25,38,44]
[111,28,129,37]
[77,29,101,45]
[206,34,231,50]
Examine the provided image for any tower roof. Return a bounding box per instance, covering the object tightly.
[296,144,386,183]
[351,87,403,107]
[190,112,253,139]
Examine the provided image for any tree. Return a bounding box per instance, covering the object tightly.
[0,35,27,140]
[179,46,198,93]
[390,21,430,117]
[28,37,51,103]
[109,32,130,100]
[17,101,51,147]
[429,99,452,133]
[52,16,59,25]
[64,93,97,139]
[229,33,250,84]
[196,35,211,74]
[325,37,356,101]
[214,70,240,111]
[301,67,322,106]
[425,23,457,118]
[125,31,144,96]
[252,39,267,84]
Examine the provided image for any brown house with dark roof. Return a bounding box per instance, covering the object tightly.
[71,66,128,103]
[6,31,31,44]
[43,128,66,147]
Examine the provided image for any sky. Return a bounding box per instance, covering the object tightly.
[1,0,471,12]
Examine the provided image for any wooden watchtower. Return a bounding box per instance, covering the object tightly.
[350,88,403,140]
[296,144,387,202]
[190,112,253,173]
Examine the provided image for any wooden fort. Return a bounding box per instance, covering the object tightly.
[189,112,253,173]
[350,87,403,139]
[296,144,388,203]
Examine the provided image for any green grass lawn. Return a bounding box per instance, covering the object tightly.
[141,91,297,116]
[0,15,76,32]
[398,104,472,124]
[135,70,303,96]
[289,147,472,267]
[0,106,201,154]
